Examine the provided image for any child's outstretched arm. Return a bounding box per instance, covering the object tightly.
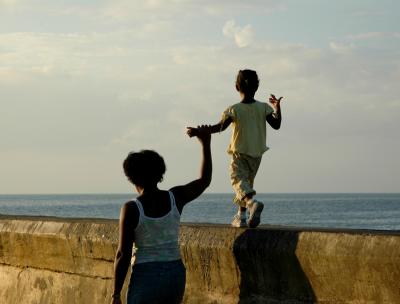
[171,125,212,212]
[187,117,232,137]
[266,94,283,130]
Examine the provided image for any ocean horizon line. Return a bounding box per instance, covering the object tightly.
[1,192,399,196]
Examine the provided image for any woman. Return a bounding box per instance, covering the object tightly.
[111,126,212,304]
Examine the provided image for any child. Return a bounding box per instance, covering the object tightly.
[187,69,282,228]
[111,126,212,304]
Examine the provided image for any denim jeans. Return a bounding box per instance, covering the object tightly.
[127,259,186,304]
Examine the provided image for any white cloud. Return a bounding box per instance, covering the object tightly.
[0,0,19,6]
[0,33,91,82]
[329,41,355,54]
[0,31,173,83]
[117,90,153,105]
[0,67,29,85]
[172,53,187,65]
[102,0,284,20]
[1,1,399,193]
[222,20,236,37]
[204,1,286,16]
[102,0,184,20]
[111,118,172,149]
[222,20,254,48]
[346,32,400,40]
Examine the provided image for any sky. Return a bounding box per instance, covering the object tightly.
[0,0,399,194]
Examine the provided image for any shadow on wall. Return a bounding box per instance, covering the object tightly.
[233,229,316,304]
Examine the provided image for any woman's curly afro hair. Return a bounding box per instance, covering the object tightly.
[123,150,166,187]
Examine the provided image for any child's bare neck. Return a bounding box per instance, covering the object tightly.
[240,95,255,104]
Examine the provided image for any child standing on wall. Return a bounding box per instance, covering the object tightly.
[187,69,283,228]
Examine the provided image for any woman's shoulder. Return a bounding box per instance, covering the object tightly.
[122,200,140,216]
[119,200,140,230]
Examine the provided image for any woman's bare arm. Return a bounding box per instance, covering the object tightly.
[112,202,137,301]
[171,126,212,212]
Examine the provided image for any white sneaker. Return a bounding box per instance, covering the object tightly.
[247,200,264,228]
[231,214,247,228]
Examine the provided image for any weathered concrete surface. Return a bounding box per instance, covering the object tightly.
[0,215,399,303]
[181,225,400,304]
[0,215,121,303]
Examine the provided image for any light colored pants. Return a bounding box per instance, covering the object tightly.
[229,152,262,207]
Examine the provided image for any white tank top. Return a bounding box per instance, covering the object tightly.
[133,191,181,264]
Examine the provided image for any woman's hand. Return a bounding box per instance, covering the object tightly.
[111,297,122,304]
[186,125,211,144]
[192,125,211,145]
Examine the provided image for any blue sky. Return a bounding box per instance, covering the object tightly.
[1,0,399,194]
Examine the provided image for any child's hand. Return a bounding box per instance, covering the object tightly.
[186,126,198,138]
[187,125,211,144]
[269,94,283,110]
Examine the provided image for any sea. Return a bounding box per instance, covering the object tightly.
[0,193,399,231]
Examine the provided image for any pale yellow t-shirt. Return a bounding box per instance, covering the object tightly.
[221,100,274,157]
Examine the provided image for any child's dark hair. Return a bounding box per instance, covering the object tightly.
[235,69,259,95]
[123,150,166,186]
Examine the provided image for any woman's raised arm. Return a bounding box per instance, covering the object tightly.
[171,125,212,212]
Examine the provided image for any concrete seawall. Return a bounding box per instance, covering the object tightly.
[0,214,399,303]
